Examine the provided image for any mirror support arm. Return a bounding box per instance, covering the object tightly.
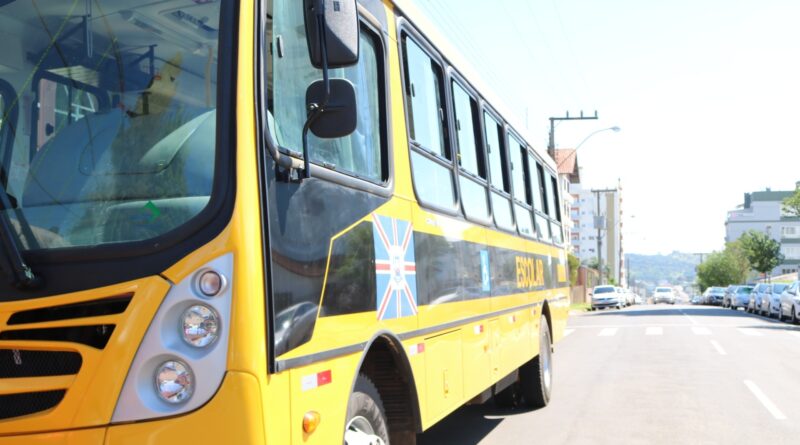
[301,0,332,179]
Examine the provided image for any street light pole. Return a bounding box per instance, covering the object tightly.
[556,126,621,169]
[548,110,599,159]
[592,187,617,284]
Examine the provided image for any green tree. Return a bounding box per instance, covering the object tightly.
[739,230,784,280]
[567,253,581,286]
[782,189,800,217]
[696,250,749,291]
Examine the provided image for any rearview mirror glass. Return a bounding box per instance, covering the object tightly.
[304,0,359,69]
[305,78,357,138]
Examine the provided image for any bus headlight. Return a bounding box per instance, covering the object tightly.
[155,360,194,404]
[181,305,219,347]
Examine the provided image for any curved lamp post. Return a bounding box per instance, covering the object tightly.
[557,126,621,169]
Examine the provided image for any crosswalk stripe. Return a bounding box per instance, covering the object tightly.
[710,340,727,355]
[646,327,663,336]
[598,328,618,337]
[564,329,575,337]
[738,328,763,336]
[692,327,712,336]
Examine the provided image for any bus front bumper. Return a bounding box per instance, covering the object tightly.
[0,372,265,445]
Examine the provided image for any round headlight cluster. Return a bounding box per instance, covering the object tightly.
[181,305,219,348]
[155,360,194,404]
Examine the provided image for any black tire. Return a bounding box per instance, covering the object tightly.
[520,317,552,409]
[493,384,520,409]
[344,374,390,445]
[792,306,799,325]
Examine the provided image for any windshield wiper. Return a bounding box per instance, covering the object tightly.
[0,184,39,288]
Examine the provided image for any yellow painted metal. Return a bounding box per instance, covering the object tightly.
[104,372,265,444]
[424,330,464,425]
[0,278,168,435]
[0,428,106,445]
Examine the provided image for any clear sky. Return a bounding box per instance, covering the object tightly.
[410,0,800,255]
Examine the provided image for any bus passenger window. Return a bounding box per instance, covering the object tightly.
[535,162,552,241]
[403,35,456,212]
[484,113,508,193]
[452,82,482,177]
[403,37,448,159]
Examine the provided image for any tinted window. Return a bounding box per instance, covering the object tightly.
[452,81,482,177]
[403,37,447,158]
[484,112,508,192]
[410,151,456,210]
[508,133,527,202]
[271,8,384,181]
[549,174,561,221]
[594,287,615,294]
[529,156,544,213]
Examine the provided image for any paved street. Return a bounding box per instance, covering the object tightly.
[418,304,800,444]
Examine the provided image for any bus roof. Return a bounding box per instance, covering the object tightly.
[390,0,557,173]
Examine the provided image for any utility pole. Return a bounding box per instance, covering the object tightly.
[548,110,598,159]
[592,188,617,284]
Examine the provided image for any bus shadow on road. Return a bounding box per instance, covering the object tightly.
[585,307,749,318]
[417,403,537,444]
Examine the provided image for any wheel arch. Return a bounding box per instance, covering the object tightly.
[345,330,422,442]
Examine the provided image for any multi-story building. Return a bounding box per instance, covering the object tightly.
[725,185,800,276]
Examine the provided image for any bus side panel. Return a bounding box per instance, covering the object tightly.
[423,329,463,426]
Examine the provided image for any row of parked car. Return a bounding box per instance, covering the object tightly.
[590,285,644,310]
[700,281,800,322]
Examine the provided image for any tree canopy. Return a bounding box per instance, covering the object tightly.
[696,242,751,291]
[739,230,783,277]
[783,189,800,217]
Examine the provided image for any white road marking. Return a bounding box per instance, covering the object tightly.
[692,327,712,336]
[645,327,663,336]
[563,329,575,337]
[744,380,787,420]
[598,328,618,337]
[710,340,727,355]
[738,328,763,336]
[678,309,699,325]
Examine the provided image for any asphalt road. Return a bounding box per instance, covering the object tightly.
[417,304,800,445]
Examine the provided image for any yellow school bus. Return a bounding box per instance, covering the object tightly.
[0,0,569,443]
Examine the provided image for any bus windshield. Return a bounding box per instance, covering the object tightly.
[0,0,222,251]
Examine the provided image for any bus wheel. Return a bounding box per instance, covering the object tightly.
[520,316,552,409]
[344,374,389,445]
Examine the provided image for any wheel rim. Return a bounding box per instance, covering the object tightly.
[345,416,385,445]
[541,328,552,392]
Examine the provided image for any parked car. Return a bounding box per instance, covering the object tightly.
[726,285,753,310]
[591,285,624,310]
[760,283,788,317]
[722,285,738,308]
[747,283,771,313]
[633,293,643,305]
[691,295,702,304]
[779,281,800,323]
[704,287,726,305]
[618,287,635,306]
[653,287,675,304]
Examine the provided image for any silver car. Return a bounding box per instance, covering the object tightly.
[727,285,753,310]
[779,281,800,323]
[747,283,770,313]
[759,283,788,317]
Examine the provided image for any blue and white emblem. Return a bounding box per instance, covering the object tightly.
[372,213,417,320]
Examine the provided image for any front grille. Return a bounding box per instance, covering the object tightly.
[0,390,66,420]
[0,349,82,378]
[7,295,132,325]
[0,293,134,422]
[0,324,115,349]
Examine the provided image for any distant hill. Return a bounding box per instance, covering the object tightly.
[626,252,700,285]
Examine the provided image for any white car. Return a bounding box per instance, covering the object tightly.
[653,287,675,304]
[591,285,624,310]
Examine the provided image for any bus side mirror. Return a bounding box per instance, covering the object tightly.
[304,0,359,69]
[305,78,357,138]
